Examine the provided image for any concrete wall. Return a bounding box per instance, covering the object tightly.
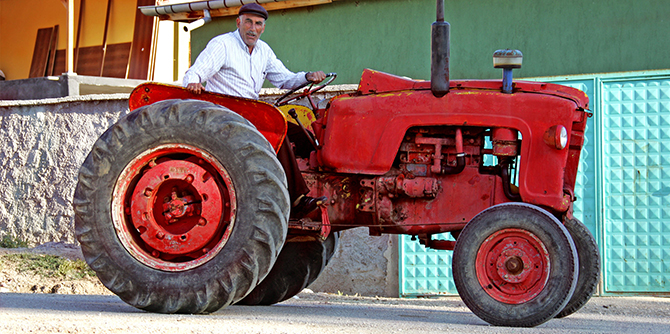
[310,229,399,297]
[0,88,398,297]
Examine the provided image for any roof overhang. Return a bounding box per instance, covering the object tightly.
[141,0,333,22]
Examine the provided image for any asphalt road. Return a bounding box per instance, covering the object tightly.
[1,292,669,334]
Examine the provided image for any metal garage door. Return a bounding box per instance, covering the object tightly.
[601,77,670,292]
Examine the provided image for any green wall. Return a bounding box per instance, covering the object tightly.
[192,0,670,85]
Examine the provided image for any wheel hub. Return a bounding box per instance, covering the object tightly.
[476,228,550,304]
[130,159,223,256]
[163,188,196,222]
[504,255,523,275]
[112,144,237,272]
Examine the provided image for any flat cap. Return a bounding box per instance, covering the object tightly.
[239,3,268,20]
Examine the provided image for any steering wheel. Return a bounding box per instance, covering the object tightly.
[274,72,337,107]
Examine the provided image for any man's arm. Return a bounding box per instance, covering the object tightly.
[183,36,228,94]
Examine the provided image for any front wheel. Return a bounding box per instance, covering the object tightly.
[452,203,578,327]
[555,217,600,318]
[73,99,289,313]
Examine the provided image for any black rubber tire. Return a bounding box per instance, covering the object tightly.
[555,217,600,318]
[238,232,339,305]
[73,99,289,313]
[452,203,578,327]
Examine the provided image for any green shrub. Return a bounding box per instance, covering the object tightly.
[1,254,95,279]
[0,235,29,248]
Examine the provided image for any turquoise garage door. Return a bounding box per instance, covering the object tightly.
[602,77,670,292]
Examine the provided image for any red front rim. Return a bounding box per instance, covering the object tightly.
[475,228,550,304]
[111,144,236,271]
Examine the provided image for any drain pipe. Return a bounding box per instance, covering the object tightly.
[431,0,450,97]
[183,9,211,32]
[140,0,284,17]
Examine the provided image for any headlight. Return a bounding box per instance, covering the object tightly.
[543,125,568,150]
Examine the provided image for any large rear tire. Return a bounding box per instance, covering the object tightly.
[452,203,578,327]
[238,232,339,305]
[555,217,600,318]
[73,99,289,313]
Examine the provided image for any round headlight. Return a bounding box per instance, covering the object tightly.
[543,125,568,150]
[558,126,568,150]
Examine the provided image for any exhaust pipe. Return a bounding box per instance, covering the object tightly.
[431,0,450,97]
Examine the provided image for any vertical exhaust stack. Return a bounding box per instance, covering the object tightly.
[431,0,450,97]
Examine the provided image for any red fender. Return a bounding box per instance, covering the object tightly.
[129,82,287,152]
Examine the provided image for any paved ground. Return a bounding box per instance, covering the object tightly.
[1,292,669,333]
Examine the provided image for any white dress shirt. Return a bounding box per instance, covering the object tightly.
[182,29,308,99]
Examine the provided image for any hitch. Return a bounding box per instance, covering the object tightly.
[418,234,456,251]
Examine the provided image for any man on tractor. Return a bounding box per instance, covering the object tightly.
[182,3,327,218]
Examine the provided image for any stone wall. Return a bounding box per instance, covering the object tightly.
[0,94,130,244]
[0,85,398,297]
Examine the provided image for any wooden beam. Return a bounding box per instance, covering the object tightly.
[102,42,132,78]
[156,0,333,22]
[100,0,113,76]
[128,0,158,80]
[29,27,54,78]
[74,0,85,72]
[46,25,60,76]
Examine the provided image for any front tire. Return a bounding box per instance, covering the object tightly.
[73,99,289,313]
[555,217,600,318]
[452,203,578,327]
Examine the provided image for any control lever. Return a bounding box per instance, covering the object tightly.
[288,108,320,150]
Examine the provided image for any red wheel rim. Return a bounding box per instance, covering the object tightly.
[111,144,236,271]
[475,228,550,304]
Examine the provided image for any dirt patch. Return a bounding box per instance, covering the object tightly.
[0,243,112,296]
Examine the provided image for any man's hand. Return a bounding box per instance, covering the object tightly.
[186,83,205,94]
[306,71,327,83]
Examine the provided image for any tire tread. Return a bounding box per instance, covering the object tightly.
[74,99,288,314]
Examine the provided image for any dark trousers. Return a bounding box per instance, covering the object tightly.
[276,135,309,204]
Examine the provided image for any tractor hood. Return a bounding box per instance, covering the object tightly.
[356,69,590,110]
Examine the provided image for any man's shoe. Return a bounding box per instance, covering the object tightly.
[291,196,327,218]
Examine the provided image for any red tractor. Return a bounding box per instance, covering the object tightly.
[73,2,598,328]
